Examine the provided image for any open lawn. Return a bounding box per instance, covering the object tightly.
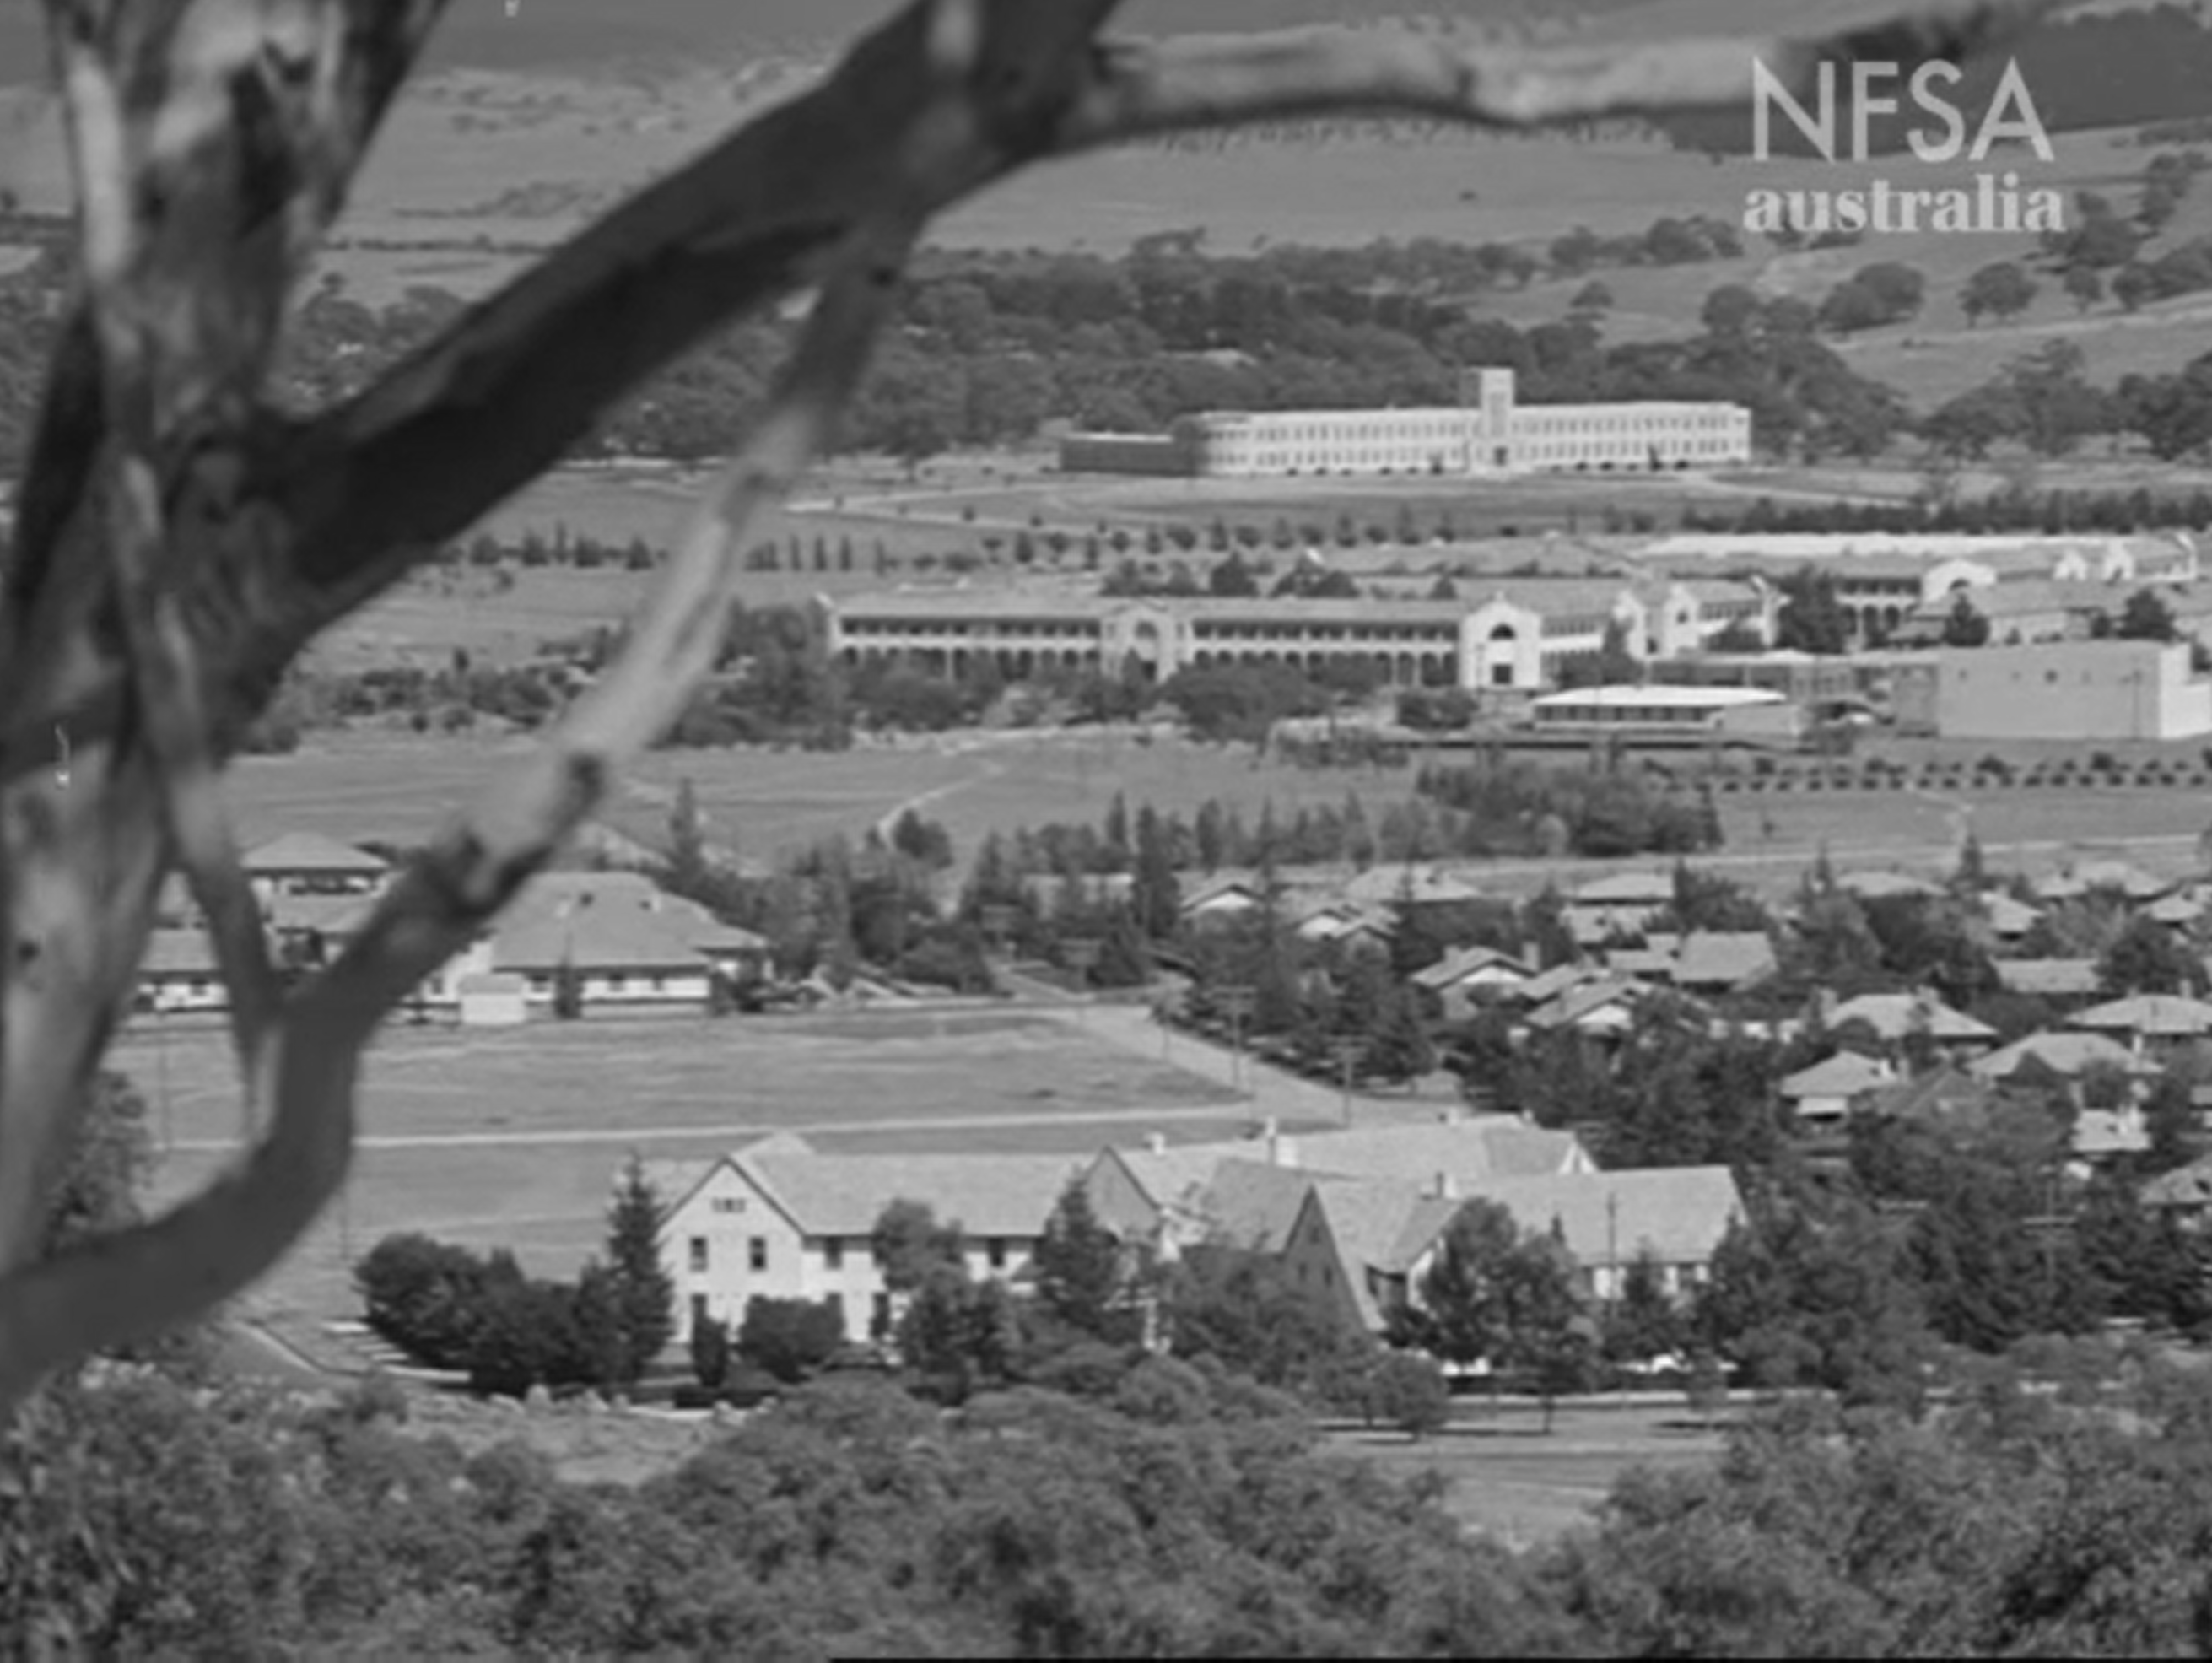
[1323,1400,1727,1547]
[129,1009,1276,1367]
[224,729,1419,870]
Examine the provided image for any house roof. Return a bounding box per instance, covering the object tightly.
[1778,1050,1892,1101]
[1827,991,1997,1044]
[1836,870,1944,901]
[1514,963,1602,1006]
[2145,1155,2212,1209]
[1341,865,1487,910]
[2148,892,2208,927]
[1411,945,1532,993]
[1605,948,1676,980]
[1983,894,2042,936]
[1971,1029,2152,1082]
[2073,1109,2150,1159]
[1195,1158,1325,1254]
[2035,861,2169,904]
[1856,1064,2002,1127]
[1524,977,1648,1033]
[1569,872,1675,907]
[1675,931,1778,991]
[738,1147,1087,1238]
[244,832,387,876]
[1382,1168,1746,1280]
[2069,995,2212,1039]
[1995,959,2102,999]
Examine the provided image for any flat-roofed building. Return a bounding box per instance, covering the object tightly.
[1931,640,2212,742]
[1526,683,1805,745]
[1056,368,1752,480]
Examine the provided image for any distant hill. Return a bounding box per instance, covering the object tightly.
[0,0,1655,84]
[1656,2,2212,154]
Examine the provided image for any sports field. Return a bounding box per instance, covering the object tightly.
[1325,1401,1729,1546]
[126,1009,1276,1366]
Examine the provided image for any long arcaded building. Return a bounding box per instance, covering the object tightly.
[1059,369,1754,479]
[826,576,1776,694]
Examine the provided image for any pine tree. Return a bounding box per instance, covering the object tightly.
[1033,1180,1127,1339]
[605,1155,676,1383]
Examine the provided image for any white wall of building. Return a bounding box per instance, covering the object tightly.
[1936,641,2212,742]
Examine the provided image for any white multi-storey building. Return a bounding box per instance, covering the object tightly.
[1059,369,1753,478]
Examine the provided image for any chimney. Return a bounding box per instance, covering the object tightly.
[1145,1132,1168,1156]
[1814,986,1838,1027]
[1430,1171,1458,1201]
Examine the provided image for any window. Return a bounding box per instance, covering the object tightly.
[825,1292,845,1329]
[749,1237,769,1272]
[688,1236,709,1273]
[824,1236,844,1272]
[691,1293,709,1329]
[987,1238,1008,1272]
[712,1196,745,1215]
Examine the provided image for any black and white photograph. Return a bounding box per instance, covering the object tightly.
[11,0,2212,1653]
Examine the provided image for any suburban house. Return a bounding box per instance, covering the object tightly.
[2066,995,2212,1060]
[134,929,225,1014]
[1980,892,2043,942]
[1410,945,1534,1020]
[1564,872,1675,948]
[1778,1050,1896,1126]
[1970,1029,2155,1091]
[1522,976,1654,1039]
[1081,1115,1594,1262]
[1854,1065,2005,1134]
[1672,931,1779,996]
[2035,859,2172,906]
[243,832,390,902]
[434,870,771,1016]
[1823,991,1999,1061]
[656,1134,1087,1346]
[2145,1155,2212,1230]
[1180,877,1265,928]
[1279,1164,1746,1336]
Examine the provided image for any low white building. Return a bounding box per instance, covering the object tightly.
[656,1135,1086,1346]
[1929,641,2212,743]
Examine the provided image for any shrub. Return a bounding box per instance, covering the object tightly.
[354,1234,516,1369]
[738,1297,847,1385]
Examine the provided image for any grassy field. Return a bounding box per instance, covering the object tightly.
[130,1009,1273,1367]
[1325,1401,1727,1547]
[226,729,1420,868]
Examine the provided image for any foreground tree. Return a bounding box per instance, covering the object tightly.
[0,0,2062,1409]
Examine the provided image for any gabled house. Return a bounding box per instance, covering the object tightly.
[657,1134,1087,1346]
[1524,976,1654,1039]
[2034,861,2170,905]
[1971,1029,2157,1090]
[1778,1050,1896,1126]
[1825,990,1999,1061]
[243,832,389,901]
[1673,931,1779,996]
[1835,870,1943,904]
[1409,945,1534,1021]
[1855,1063,2004,1132]
[1281,1165,1746,1336]
[134,929,225,1014]
[1565,872,1675,948]
[1981,892,2043,943]
[1080,1115,1594,1262]
[2145,1155,2212,1230]
[436,870,769,1014]
[2068,994,2212,1059]
[1180,876,1265,928]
